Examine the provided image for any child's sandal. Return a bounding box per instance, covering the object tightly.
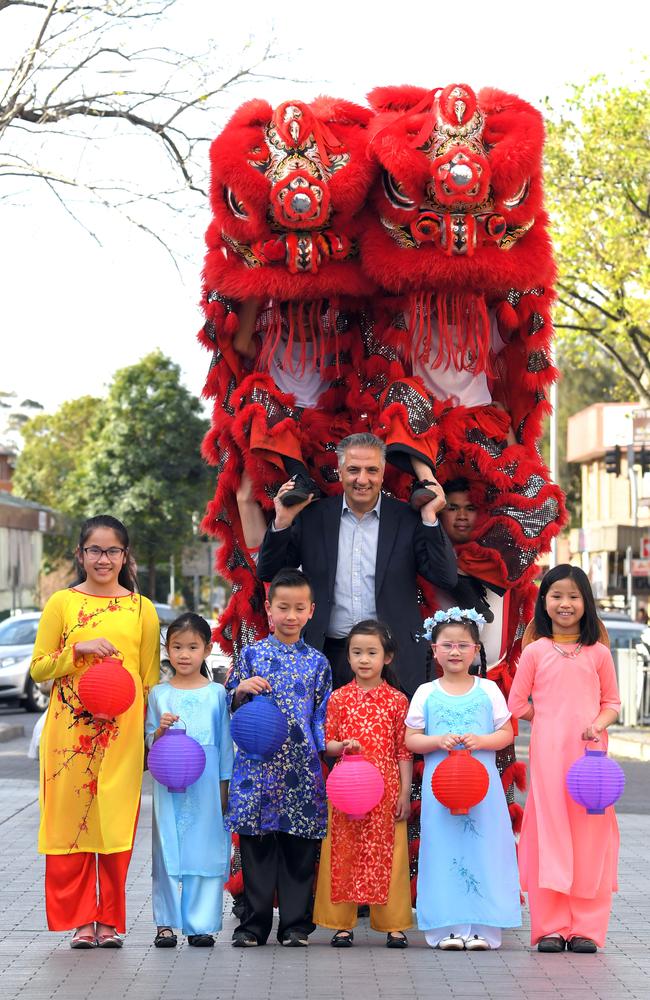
[386,931,409,949]
[331,929,354,947]
[154,927,177,948]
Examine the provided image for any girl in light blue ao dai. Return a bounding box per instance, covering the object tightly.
[145,613,233,948]
[405,609,520,950]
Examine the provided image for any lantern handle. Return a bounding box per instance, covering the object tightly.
[170,717,187,733]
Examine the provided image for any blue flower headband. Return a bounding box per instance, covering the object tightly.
[420,607,486,641]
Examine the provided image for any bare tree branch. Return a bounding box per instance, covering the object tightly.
[0,0,288,248]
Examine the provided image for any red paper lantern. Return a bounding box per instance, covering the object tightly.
[78,656,136,721]
[431,748,489,815]
[326,752,385,820]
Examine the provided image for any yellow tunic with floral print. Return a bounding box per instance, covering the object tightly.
[31,589,160,855]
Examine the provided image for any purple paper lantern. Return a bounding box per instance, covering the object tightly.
[231,696,288,761]
[566,747,625,815]
[148,728,206,793]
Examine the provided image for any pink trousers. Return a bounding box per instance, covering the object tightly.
[527,880,612,948]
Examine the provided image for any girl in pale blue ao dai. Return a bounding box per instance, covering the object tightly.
[405,608,520,950]
[145,613,233,948]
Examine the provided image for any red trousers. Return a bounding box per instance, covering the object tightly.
[45,847,134,933]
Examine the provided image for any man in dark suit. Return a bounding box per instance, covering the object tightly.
[257,433,457,696]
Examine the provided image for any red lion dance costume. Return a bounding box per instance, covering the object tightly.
[198,84,566,900]
[200,97,390,659]
[360,84,566,853]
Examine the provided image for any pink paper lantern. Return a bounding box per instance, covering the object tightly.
[326,752,385,820]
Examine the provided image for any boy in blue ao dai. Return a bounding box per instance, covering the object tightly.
[225,569,331,947]
[405,609,520,950]
[145,614,233,947]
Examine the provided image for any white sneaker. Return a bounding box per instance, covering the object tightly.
[438,934,465,950]
[464,934,490,951]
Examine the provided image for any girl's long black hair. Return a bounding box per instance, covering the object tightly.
[429,618,488,677]
[166,612,213,679]
[534,564,600,646]
[345,619,401,689]
[74,515,139,593]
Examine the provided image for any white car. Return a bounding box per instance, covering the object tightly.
[0,612,48,712]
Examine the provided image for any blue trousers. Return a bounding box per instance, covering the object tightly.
[152,851,225,935]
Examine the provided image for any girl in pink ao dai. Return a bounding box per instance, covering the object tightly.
[508,565,621,954]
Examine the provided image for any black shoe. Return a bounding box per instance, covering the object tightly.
[331,929,354,947]
[450,576,495,624]
[409,479,441,511]
[567,936,597,953]
[154,927,177,948]
[537,935,566,952]
[281,930,309,947]
[232,931,259,947]
[279,473,321,507]
[188,934,214,947]
[386,932,409,949]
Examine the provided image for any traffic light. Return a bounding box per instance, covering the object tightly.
[604,446,621,475]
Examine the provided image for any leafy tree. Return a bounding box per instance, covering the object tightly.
[545,76,650,401]
[75,350,209,596]
[12,395,103,566]
[541,351,629,526]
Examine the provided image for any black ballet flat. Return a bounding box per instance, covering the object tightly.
[567,936,597,953]
[537,935,566,952]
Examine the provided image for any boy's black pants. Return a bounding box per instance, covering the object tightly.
[236,831,319,944]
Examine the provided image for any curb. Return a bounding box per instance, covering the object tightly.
[609,735,650,762]
[0,724,25,743]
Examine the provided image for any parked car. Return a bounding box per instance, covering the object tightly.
[0,612,47,711]
[600,612,650,656]
[159,620,231,685]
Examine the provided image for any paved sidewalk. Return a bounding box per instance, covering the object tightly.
[1,780,649,1000]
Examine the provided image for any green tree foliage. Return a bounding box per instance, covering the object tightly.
[13,395,104,566]
[542,351,629,527]
[75,351,209,596]
[545,75,650,401]
[13,353,209,592]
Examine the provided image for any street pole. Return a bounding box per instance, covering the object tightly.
[549,377,559,568]
[168,556,175,605]
[627,444,638,620]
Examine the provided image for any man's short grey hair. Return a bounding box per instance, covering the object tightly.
[336,433,386,467]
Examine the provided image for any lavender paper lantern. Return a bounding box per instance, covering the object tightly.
[566,747,625,815]
[148,727,206,793]
[231,696,288,761]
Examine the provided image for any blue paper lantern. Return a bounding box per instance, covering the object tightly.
[148,728,206,793]
[566,747,625,815]
[231,696,288,760]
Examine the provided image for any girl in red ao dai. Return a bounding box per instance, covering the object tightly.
[313,620,413,948]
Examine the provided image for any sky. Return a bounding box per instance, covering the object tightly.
[2,0,648,427]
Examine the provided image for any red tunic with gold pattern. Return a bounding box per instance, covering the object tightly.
[326,680,412,904]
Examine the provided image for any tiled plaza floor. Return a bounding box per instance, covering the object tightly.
[0,780,648,1000]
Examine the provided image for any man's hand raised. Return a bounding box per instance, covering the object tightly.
[418,475,447,524]
[273,479,316,530]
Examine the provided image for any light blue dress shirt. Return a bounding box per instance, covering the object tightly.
[327,495,381,637]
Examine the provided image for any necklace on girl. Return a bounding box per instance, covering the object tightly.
[551,641,583,658]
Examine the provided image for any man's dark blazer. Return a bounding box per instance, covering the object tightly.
[257,493,458,696]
